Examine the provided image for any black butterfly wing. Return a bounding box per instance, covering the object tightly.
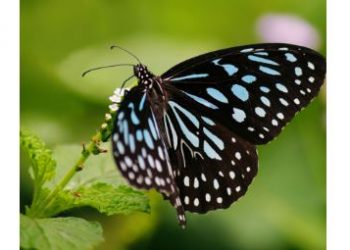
[162,43,326,145]
[111,86,187,226]
[163,84,258,213]
[111,43,326,226]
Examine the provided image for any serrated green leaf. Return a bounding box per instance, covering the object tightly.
[20,214,104,250]
[51,144,126,188]
[20,130,56,186]
[23,141,150,218]
[75,183,150,215]
[36,145,150,217]
[43,183,150,217]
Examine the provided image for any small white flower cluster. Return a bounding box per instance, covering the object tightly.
[100,88,130,132]
[108,88,130,112]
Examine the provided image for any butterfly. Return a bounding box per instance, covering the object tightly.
[108,43,326,228]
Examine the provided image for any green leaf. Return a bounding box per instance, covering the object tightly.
[21,133,149,219]
[20,214,104,250]
[51,144,127,188]
[75,183,150,215]
[20,129,57,210]
[20,130,56,186]
[43,183,150,217]
[37,145,150,217]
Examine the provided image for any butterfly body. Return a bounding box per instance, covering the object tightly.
[111,43,326,228]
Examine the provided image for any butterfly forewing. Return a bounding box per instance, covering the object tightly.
[163,85,258,213]
[162,43,326,144]
[112,87,172,190]
[112,86,187,226]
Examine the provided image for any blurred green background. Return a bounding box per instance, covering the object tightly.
[20,0,326,249]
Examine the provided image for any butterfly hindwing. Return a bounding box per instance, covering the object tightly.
[162,43,326,145]
[163,85,258,213]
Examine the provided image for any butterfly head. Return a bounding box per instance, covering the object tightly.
[134,64,155,88]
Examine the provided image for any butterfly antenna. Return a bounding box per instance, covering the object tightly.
[82,63,134,77]
[118,74,135,95]
[110,45,143,64]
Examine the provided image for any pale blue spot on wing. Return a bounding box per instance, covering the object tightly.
[295,67,303,76]
[148,118,158,140]
[240,48,254,53]
[171,73,209,81]
[165,114,178,149]
[169,101,199,147]
[212,59,238,76]
[169,101,199,128]
[248,55,279,66]
[232,108,246,123]
[139,94,146,111]
[136,130,143,141]
[275,83,288,93]
[130,112,140,125]
[204,141,222,160]
[201,116,215,126]
[138,155,145,169]
[117,111,124,121]
[127,103,140,125]
[151,113,160,137]
[183,91,219,109]
[285,53,297,62]
[242,75,257,84]
[176,117,199,147]
[123,120,129,145]
[255,107,266,117]
[231,84,249,102]
[259,66,281,75]
[118,120,124,133]
[254,52,269,56]
[116,141,125,154]
[128,103,134,109]
[260,96,271,107]
[143,129,154,149]
[129,134,135,153]
[206,88,228,103]
[204,128,224,150]
[260,86,270,93]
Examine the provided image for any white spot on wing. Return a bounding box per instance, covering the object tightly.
[229,171,236,179]
[213,179,219,189]
[194,198,200,207]
[205,193,211,202]
[308,61,315,70]
[184,176,190,187]
[194,177,199,188]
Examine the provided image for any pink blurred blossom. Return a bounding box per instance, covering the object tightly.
[256,14,320,49]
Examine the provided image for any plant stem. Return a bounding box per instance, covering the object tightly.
[28,132,102,218]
